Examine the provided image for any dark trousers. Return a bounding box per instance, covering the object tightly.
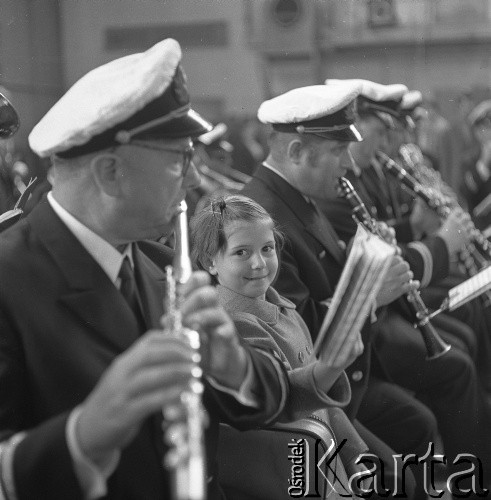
[356,377,438,500]
[373,309,489,464]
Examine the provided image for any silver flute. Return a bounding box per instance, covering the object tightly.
[164,200,207,500]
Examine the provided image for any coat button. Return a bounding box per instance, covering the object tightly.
[338,240,346,251]
[298,351,305,363]
[306,346,312,355]
[351,370,363,382]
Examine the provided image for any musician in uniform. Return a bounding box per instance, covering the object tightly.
[0,39,290,500]
[326,81,491,392]
[462,99,491,231]
[318,80,478,356]
[242,83,441,500]
[0,91,20,213]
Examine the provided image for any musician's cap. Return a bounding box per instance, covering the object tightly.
[400,90,423,115]
[468,100,491,128]
[29,38,213,159]
[0,92,20,139]
[326,79,408,129]
[257,83,362,142]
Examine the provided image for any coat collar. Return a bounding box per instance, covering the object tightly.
[255,166,345,263]
[27,200,166,351]
[216,284,295,325]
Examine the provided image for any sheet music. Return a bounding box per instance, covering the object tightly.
[448,266,491,311]
[314,225,395,363]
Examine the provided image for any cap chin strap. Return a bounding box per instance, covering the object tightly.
[114,104,191,144]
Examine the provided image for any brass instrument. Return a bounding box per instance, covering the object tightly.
[338,177,451,360]
[377,150,491,308]
[164,200,207,500]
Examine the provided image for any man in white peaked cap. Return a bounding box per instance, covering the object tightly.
[242,83,442,500]
[0,39,289,500]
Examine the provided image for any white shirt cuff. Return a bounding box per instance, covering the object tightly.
[206,355,258,408]
[66,407,120,500]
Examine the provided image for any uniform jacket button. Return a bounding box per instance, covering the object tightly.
[306,346,312,355]
[351,370,363,382]
[298,351,305,363]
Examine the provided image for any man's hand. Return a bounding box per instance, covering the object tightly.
[77,332,197,464]
[376,255,418,306]
[437,207,473,258]
[179,271,248,391]
[375,221,397,246]
[409,197,441,239]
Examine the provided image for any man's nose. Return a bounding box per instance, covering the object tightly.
[340,149,355,172]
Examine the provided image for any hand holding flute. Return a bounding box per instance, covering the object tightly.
[75,271,246,490]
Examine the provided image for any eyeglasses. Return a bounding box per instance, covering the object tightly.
[129,140,195,177]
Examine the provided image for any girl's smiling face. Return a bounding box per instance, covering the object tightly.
[209,218,278,300]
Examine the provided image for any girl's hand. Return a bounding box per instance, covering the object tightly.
[312,331,364,393]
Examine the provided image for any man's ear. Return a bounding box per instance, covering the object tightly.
[90,152,123,196]
[287,139,304,164]
[208,259,218,276]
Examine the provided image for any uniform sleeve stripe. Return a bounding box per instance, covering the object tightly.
[407,241,433,288]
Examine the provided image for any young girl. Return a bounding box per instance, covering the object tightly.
[190,193,367,491]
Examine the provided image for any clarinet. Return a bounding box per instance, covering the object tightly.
[338,177,451,360]
[377,150,491,308]
[164,200,207,500]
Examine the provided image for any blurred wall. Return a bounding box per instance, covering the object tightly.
[1,0,491,154]
[0,0,63,172]
[59,0,265,121]
[252,0,491,121]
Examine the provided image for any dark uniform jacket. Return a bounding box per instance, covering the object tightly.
[0,200,288,500]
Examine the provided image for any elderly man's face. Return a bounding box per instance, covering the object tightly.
[295,136,352,200]
[115,137,201,241]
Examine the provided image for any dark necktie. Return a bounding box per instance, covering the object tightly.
[309,199,346,262]
[118,256,146,331]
